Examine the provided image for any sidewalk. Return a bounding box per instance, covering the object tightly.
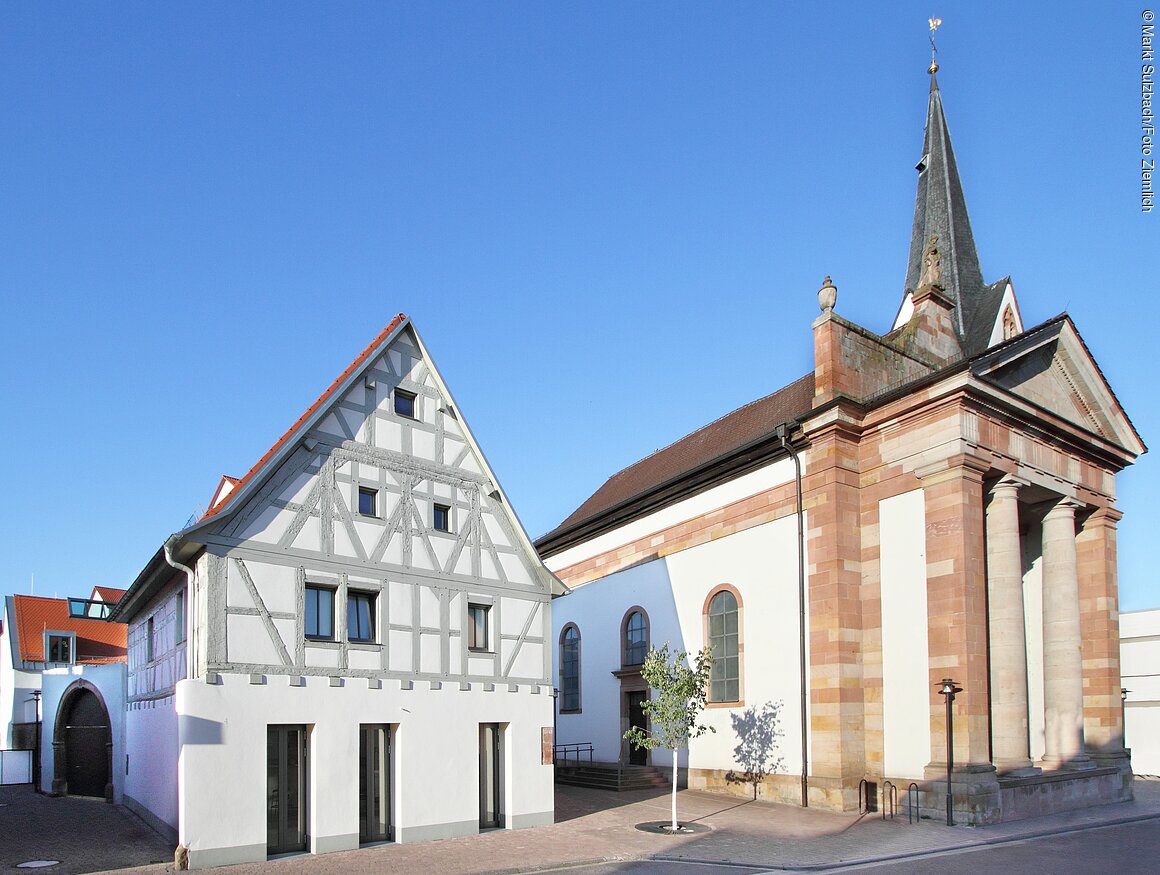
[108,777,1160,874]
[5,778,1157,875]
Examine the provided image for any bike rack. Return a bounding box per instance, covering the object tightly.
[907,782,921,824]
[881,780,898,820]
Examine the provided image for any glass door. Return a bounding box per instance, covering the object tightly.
[479,723,502,829]
[359,724,392,843]
[267,725,307,855]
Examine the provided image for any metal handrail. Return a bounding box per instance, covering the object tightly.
[553,742,594,767]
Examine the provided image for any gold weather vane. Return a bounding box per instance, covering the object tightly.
[928,17,943,74]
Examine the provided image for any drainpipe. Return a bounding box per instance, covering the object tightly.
[163,538,197,677]
[775,422,809,808]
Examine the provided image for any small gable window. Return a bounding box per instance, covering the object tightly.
[305,585,335,640]
[348,591,375,643]
[433,503,451,532]
[394,389,417,419]
[46,632,74,665]
[358,486,378,517]
[467,603,490,651]
[175,588,186,644]
[1002,305,1018,340]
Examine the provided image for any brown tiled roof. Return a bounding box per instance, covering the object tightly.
[200,313,407,521]
[91,586,126,603]
[12,595,127,664]
[539,372,815,546]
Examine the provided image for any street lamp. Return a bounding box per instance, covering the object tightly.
[1121,687,1130,750]
[29,690,42,793]
[937,678,962,827]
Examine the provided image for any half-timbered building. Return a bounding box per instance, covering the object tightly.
[540,66,1146,824]
[111,314,562,869]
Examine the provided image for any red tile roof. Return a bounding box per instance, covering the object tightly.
[91,586,126,603]
[200,313,408,522]
[11,595,127,664]
[539,372,815,547]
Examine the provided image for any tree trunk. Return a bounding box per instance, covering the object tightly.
[671,751,679,831]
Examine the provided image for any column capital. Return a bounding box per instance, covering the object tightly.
[1044,496,1084,522]
[1084,505,1124,527]
[988,474,1028,500]
[915,453,991,486]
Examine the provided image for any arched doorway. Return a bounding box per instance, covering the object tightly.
[52,681,113,801]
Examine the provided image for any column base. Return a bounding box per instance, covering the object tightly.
[922,762,1001,825]
[994,758,1041,778]
[1037,754,1097,771]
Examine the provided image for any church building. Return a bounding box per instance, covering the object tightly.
[539,64,1146,824]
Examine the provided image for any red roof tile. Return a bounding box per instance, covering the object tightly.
[12,595,127,664]
[91,586,126,603]
[539,373,815,546]
[200,313,408,522]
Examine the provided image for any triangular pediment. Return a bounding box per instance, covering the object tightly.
[971,317,1146,458]
[183,317,563,596]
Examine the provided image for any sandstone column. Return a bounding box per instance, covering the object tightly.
[1040,497,1094,770]
[985,476,1037,775]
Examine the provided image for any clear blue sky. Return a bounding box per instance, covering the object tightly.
[1,3,1156,611]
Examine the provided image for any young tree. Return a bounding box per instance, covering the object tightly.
[623,643,715,832]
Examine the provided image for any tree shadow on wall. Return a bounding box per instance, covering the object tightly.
[725,700,785,800]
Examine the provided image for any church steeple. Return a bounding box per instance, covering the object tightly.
[904,70,986,343]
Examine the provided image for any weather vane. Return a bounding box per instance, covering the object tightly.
[928,17,943,74]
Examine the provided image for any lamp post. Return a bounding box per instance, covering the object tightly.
[1121,687,1130,750]
[937,678,962,826]
[30,690,42,793]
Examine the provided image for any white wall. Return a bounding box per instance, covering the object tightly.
[1122,608,1160,775]
[879,489,931,778]
[40,663,127,802]
[553,510,809,780]
[176,674,555,869]
[126,696,180,836]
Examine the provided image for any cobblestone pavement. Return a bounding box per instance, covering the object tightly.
[4,779,1158,875]
[0,786,171,875]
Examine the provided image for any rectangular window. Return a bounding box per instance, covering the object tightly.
[348,592,375,643]
[305,585,335,640]
[146,617,155,662]
[433,503,451,532]
[358,486,378,517]
[47,634,73,664]
[467,603,489,651]
[175,589,186,644]
[394,389,416,418]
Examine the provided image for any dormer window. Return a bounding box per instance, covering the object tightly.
[45,631,75,665]
[916,153,929,172]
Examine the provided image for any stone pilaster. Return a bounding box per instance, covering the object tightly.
[803,422,865,809]
[985,476,1037,775]
[1076,506,1131,773]
[918,454,999,821]
[1040,498,1095,770]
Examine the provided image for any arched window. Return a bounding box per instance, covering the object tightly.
[622,608,649,667]
[560,624,581,713]
[704,586,743,704]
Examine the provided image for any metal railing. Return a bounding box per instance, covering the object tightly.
[0,749,33,785]
[553,742,594,767]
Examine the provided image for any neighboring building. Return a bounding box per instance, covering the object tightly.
[1121,609,1160,776]
[1,588,127,766]
[539,66,1146,824]
[109,314,562,869]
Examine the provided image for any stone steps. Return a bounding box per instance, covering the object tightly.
[555,764,672,792]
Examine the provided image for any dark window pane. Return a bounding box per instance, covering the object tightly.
[394,390,416,418]
[349,593,374,642]
[306,586,334,639]
[358,487,377,516]
[434,504,450,532]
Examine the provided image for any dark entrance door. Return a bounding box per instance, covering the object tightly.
[479,723,502,829]
[359,725,392,843]
[64,689,110,797]
[267,725,307,855]
[627,691,648,765]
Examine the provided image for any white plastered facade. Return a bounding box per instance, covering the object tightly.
[1121,609,1160,776]
[120,320,557,869]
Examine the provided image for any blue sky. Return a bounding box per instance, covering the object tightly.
[1,3,1156,611]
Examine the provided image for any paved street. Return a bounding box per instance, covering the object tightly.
[2,780,1159,874]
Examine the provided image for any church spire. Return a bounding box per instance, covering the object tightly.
[904,65,986,342]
